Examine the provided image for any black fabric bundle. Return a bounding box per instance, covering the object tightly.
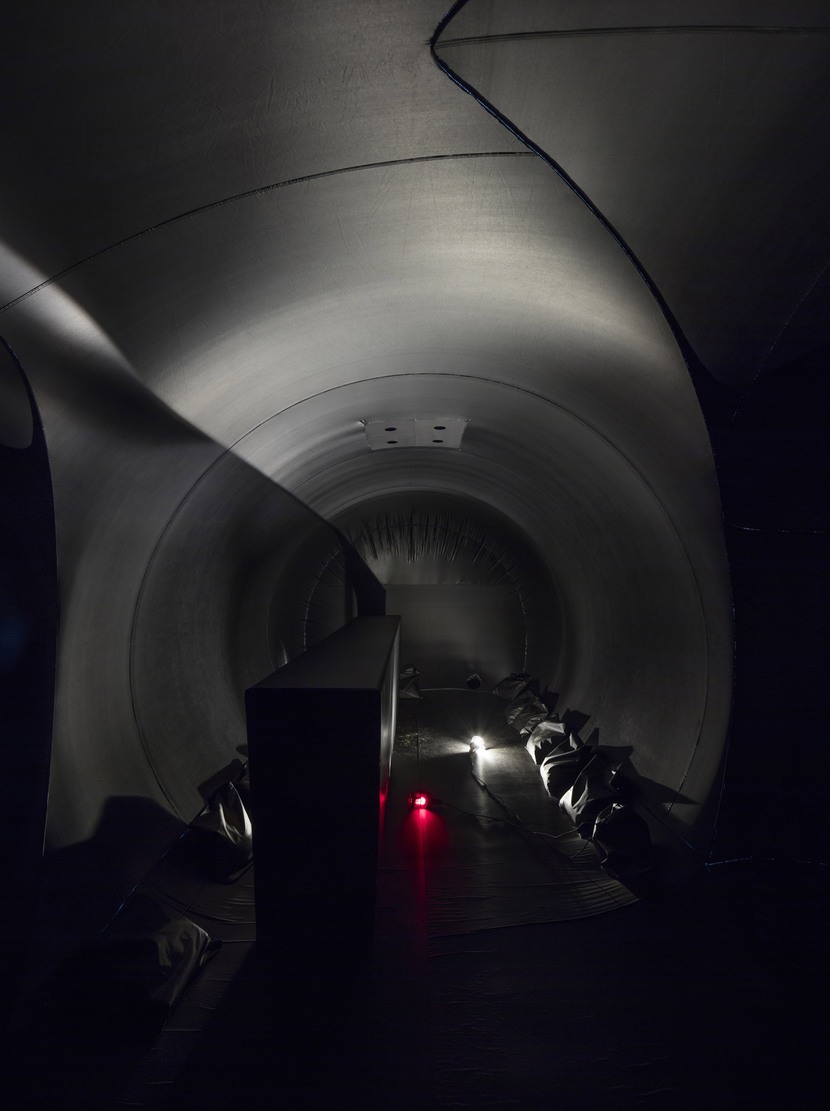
[49,895,220,1038]
[559,754,624,836]
[522,713,655,882]
[187,780,253,882]
[492,672,538,701]
[505,689,549,736]
[539,734,594,799]
[525,718,568,764]
[591,803,655,881]
[399,665,422,699]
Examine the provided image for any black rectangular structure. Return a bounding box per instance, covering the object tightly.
[245,616,400,963]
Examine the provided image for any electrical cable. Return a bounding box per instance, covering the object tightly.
[436,797,583,841]
[425,779,600,869]
[705,855,829,872]
[93,823,192,944]
[468,765,523,826]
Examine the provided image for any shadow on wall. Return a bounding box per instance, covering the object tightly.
[12,333,386,982]
[33,797,187,975]
[130,450,386,832]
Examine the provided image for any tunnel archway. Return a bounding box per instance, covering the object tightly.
[332,491,563,690]
[227,366,731,852]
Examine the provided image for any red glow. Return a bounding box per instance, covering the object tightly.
[378,782,389,834]
[409,791,429,809]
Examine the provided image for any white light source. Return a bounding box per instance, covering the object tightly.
[469,735,486,787]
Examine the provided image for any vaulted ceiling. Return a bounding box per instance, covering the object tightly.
[2,2,828,865]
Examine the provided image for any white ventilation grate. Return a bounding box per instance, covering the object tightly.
[364,417,467,450]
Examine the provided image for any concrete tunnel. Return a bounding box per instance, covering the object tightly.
[2,2,829,1107]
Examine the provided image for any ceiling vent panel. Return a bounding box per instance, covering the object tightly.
[364,417,467,451]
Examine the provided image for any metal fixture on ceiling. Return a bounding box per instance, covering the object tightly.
[363,417,468,450]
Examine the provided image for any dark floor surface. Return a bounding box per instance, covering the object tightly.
[13,691,830,1109]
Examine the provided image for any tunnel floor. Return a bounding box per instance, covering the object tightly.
[17,692,830,1109]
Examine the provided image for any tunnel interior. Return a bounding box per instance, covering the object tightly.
[2,2,830,1107]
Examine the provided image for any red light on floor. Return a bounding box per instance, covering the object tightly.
[408,791,429,809]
